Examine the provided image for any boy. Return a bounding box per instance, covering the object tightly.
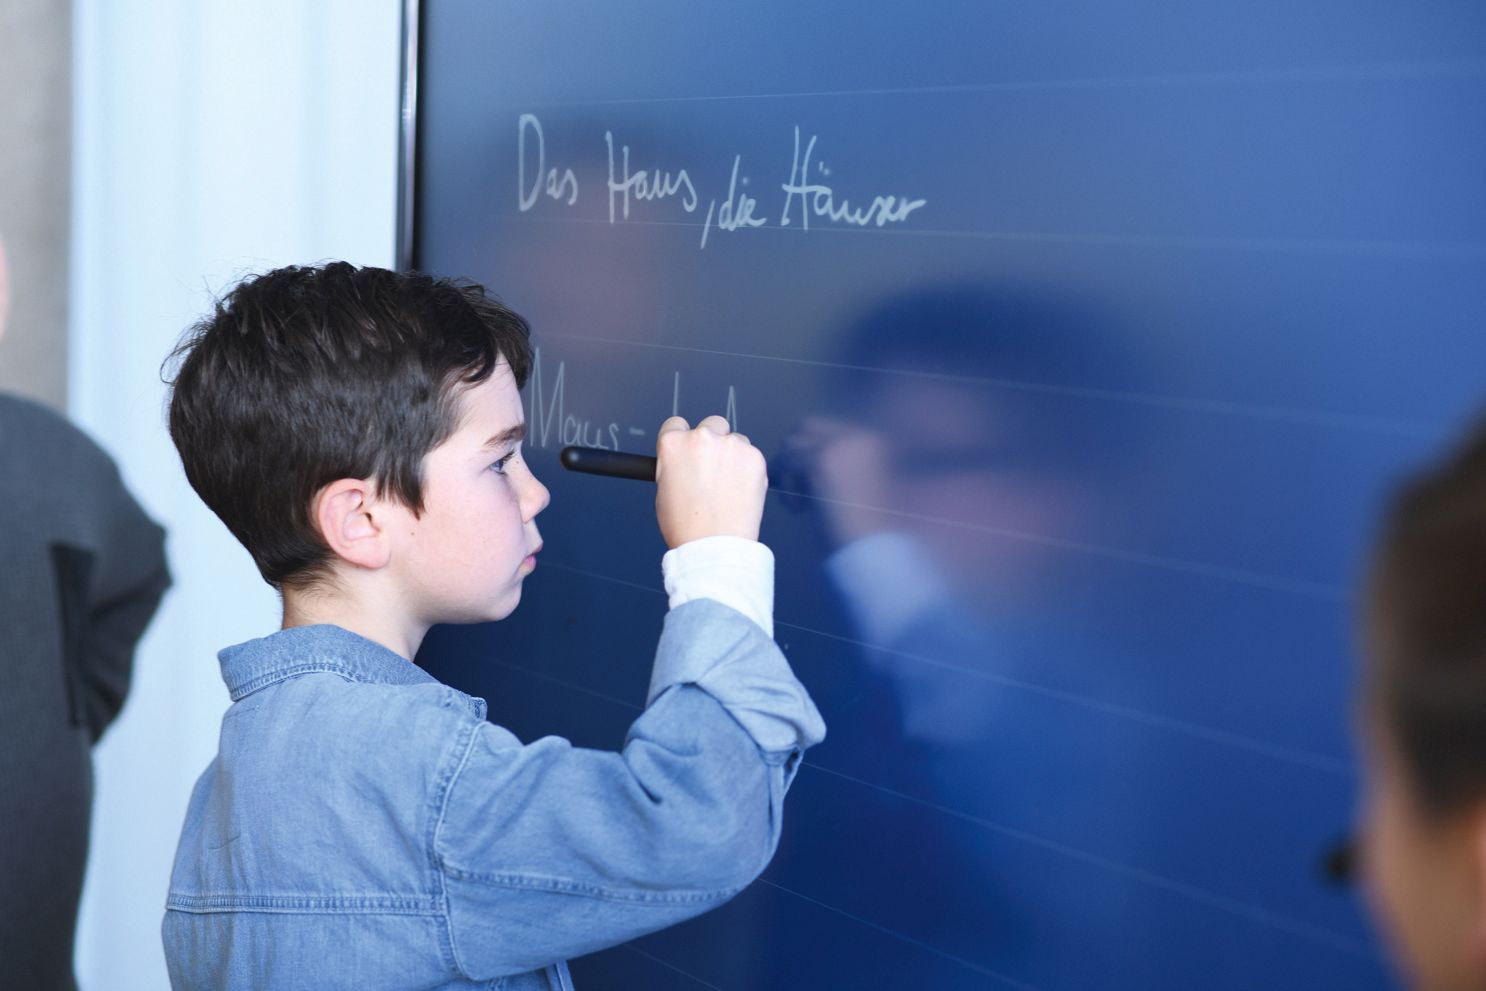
[1360,415,1486,991]
[161,263,824,990]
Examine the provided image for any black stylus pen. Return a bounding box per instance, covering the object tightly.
[560,446,658,482]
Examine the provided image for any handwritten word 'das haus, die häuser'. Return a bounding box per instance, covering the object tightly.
[514,114,926,249]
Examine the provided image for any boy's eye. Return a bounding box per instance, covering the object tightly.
[490,451,517,474]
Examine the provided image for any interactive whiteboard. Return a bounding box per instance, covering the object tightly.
[407,3,1486,987]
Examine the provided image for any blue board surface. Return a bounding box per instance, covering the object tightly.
[410,3,1486,987]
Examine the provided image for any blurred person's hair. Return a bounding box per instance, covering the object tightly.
[1367,414,1486,815]
[824,283,1146,471]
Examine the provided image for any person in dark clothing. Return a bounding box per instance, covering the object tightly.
[0,235,171,990]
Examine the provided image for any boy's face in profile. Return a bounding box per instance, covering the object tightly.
[1362,711,1486,991]
[392,358,549,626]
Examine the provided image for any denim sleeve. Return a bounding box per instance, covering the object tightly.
[433,599,825,980]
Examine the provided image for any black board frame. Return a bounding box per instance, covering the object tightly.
[395,0,421,273]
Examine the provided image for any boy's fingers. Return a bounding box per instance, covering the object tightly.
[697,414,731,435]
[731,433,750,446]
[657,416,690,440]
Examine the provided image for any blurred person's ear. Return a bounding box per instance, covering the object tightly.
[0,236,9,342]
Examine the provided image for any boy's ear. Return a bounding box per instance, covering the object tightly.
[313,478,393,571]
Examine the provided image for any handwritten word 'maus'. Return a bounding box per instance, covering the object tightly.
[780,127,926,231]
[527,349,622,452]
[606,131,699,223]
[518,114,578,211]
[526,350,743,454]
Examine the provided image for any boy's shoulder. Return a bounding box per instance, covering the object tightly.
[202,632,502,852]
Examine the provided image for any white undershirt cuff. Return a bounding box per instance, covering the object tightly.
[661,536,775,639]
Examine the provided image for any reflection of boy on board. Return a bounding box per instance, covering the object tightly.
[160,263,823,990]
[1359,419,1486,991]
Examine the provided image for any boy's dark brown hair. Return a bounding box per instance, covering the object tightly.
[1367,416,1486,816]
[165,262,533,591]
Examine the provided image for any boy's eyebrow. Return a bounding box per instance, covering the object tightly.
[481,424,526,449]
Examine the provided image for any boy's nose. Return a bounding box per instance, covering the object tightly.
[523,472,551,521]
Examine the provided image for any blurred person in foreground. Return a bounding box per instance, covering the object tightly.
[0,234,171,989]
[1360,414,1486,991]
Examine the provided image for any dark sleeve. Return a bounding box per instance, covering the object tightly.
[54,457,171,743]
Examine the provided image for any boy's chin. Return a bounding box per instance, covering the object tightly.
[459,591,522,625]
[425,582,524,627]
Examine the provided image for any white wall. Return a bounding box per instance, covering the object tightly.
[0,0,71,408]
[69,3,401,987]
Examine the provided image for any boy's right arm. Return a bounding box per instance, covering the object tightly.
[429,416,825,980]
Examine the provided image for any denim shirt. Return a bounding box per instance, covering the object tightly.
[162,600,825,990]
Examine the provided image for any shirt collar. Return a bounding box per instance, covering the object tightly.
[218,624,486,719]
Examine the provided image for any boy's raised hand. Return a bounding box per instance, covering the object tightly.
[655,415,767,548]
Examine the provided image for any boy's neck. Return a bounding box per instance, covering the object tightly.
[281,586,427,662]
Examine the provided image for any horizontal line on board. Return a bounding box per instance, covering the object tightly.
[772,616,1355,777]
[503,56,1486,108]
[532,559,1354,775]
[786,764,1376,959]
[622,944,726,991]
[540,331,1440,437]
[534,449,1353,601]
[507,212,1486,264]
[767,485,1349,601]
[483,654,645,712]
[752,877,1042,989]
[478,642,1370,960]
